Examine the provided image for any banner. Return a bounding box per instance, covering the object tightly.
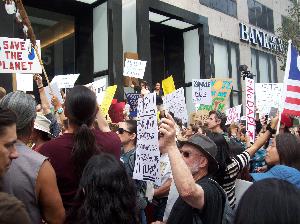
[126,93,141,117]
[0,37,42,73]
[16,73,33,92]
[123,59,147,79]
[246,78,256,143]
[225,104,242,125]
[133,93,160,185]
[162,75,176,95]
[192,79,212,105]
[163,87,188,123]
[51,74,80,89]
[100,85,117,116]
[255,83,283,115]
[85,78,107,105]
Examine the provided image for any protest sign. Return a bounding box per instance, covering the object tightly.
[226,104,242,125]
[133,93,160,185]
[85,78,107,105]
[197,79,233,120]
[123,59,147,79]
[16,73,33,92]
[100,85,117,116]
[162,75,176,95]
[255,83,283,115]
[246,78,256,143]
[163,87,188,123]
[192,79,212,105]
[44,82,63,105]
[51,74,79,89]
[0,37,42,73]
[126,93,141,117]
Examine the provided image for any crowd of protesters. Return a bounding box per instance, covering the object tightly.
[0,77,299,224]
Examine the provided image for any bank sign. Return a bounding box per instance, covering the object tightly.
[239,23,284,53]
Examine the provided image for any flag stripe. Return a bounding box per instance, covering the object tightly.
[285,97,300,105]
[286,79,300,86]
[286,91,300,99]
[287,85,300,93]
[283,109,300,116]
[283,102,300,111]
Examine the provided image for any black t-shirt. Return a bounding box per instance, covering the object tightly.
[167,177,225,224]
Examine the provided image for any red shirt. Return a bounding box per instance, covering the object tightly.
[39,130,121,210]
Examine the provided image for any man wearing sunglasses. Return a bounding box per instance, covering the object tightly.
[153,114,226,224]
[117,120,148,224]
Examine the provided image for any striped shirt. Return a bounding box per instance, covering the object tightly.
[222,151,251,208]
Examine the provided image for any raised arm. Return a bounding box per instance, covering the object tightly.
[34,74,51,115]
[96,107,111,132]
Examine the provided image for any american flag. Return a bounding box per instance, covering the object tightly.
[282,42,300,116]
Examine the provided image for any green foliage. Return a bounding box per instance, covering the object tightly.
[277,0,300,70]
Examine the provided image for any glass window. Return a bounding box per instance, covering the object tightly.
[247,0,274,33]
[199,0,237,17]
[214,41,229,78]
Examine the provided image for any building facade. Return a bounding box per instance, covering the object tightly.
[0,0,291,113]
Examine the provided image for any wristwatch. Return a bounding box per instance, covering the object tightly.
[266,124,276,135]
[56,107,64,115]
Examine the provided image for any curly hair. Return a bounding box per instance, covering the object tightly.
[67,154,137,224]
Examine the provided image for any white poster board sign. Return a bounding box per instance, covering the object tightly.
[226,104,242,125]
[192,79,212,105]
[51,74,79,89]
[255,83,283,115]
[85,78,107,104]
[123,59,147,79]
[0,37,42,73]
[163,87,188,124]
[16,73,33,92]
[44,82,63,105]
[133,93,161,185]
[246,78,256,143]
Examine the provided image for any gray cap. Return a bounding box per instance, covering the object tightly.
[0,91,36,130]
[185,134,219,174]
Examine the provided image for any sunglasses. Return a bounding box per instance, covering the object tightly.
[117,127,132,134]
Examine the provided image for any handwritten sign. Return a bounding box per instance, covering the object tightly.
[16,73,33,92]
[0,37,42,73]
[226,104,242,125]
[163,87,188,123]
[123,59,147,79]
[246,78,256,143]
[133,93,160,185]
[51,74,79,89]
[85,78,107,105]
[44,82,63,106]
[100,85,117,116]
[162,75,176,95]
[126,93,141,117]
[255,83,283,115]
[192,79,212,105]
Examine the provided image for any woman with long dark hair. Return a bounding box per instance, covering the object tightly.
[67,154,137,224]
[39,86,121,210]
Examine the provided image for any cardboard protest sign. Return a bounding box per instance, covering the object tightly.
[196,79,233,120]
[255,83,283,115]
[51,74,79,89]
[123,59,147,79]
[44,82,63,105]
[126,93,141,117]
[133,93,161,185]
[16,73,33,92]
[163,87,188,123]
[0,37,42,73]
[85,78,107,105]
[192,79,212,105]
[100,85,117,116]
[189,110,209,125]
[162,75,176,95]
[226,105,242,125]
[246,78,256,143]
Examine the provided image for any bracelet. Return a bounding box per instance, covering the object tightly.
[266,124,276,135]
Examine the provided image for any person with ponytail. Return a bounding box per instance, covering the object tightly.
[39,86,121,211]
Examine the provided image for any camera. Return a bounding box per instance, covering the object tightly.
[239,64,255,80]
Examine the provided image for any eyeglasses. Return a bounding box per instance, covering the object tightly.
[117,127,132,134]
